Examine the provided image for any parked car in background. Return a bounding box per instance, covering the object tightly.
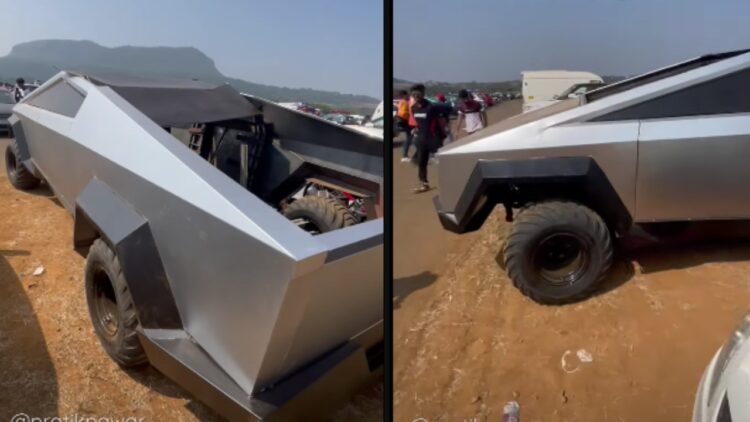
[480,92,494,107]
[446,94,459,115]
[323,113,356,125]
[350,114,366,126]
[23,83,40,96]
[0,88,13,137]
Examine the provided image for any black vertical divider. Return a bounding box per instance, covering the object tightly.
[383,0,394,421]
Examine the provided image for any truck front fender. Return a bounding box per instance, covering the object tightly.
[434,156,632,234]
[73,179,183,330]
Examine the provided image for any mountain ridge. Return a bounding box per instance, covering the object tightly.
[1,40,378,110]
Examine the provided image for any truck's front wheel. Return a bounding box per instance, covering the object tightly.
[5,140,41,190]
[85,239,147,367]
[503,201,613,304]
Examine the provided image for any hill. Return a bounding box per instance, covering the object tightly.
[0,40,378,113]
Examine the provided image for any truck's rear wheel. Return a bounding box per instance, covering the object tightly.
[5,140,41,190]
[284,196,356,235]
[503,201,612,304]
[85,239,147,367]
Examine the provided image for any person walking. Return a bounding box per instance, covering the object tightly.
[456,89,487,137]
[410,84,452,193]
[396,90,414,162]
[13,78,27,103]
[435,93,454,144]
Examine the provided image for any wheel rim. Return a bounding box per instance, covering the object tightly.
[531,232,590,286]
[92,267,119,338]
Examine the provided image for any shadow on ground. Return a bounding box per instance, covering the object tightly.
[393,271,438,309]
[0,250,59,418]
[122,356,224,421]
[624,221,750,274]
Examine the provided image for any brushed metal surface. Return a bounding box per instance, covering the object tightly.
[12,72,383,396]
[436,50,750,228]
[636,113,750,221]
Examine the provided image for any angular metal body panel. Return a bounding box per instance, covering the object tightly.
[436,50,750,231]
[637,113,750,221]
[11,72,383,397]
[437,119,639,216]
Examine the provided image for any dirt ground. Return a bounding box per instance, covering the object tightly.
[0,137,381,421]
[394,100,750,422]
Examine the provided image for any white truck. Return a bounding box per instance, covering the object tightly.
[521,70,603,113]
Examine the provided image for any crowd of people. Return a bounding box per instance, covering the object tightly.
[395,84,488,193]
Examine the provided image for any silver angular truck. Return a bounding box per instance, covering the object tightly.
[434,49,750,304]
[5,71,383,421]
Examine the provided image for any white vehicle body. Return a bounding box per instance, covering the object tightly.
[694,314,750,422]
[357,101,385,137]
[368,100,384,126]
[524,82,605,113]
[277,101,299,110]
[521,70,603,113]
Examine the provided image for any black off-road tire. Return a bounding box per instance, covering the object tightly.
[5,140,41,190]
[284,196,356,234]
[84,239,147,367]
[503,201,613,304]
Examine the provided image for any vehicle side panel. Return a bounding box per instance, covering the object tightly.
[437,120,639,222]
[637,113,750,221]
[12,110,77,212]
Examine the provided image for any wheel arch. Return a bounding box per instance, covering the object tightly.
[438,157,633,235]
[73,179,183,330]
[8,119,43,178]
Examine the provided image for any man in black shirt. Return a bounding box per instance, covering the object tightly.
[409,83,452,193]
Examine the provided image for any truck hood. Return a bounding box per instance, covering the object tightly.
[435,98,582,213]
[439,98,579,156]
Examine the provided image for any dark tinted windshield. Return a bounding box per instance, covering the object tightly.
[586,49,750,102]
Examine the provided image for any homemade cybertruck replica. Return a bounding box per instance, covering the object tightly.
[433,49,750,304]
[6,71,383,421]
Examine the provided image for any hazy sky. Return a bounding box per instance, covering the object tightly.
[0,0,383,98]
[395,0,750,82]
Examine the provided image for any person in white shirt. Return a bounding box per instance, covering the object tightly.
[13,78,27,103]
[456,89,487,137]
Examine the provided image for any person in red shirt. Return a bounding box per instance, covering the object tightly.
[456,89,487,137]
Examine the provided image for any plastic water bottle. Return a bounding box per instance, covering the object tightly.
[502,401,520,422]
